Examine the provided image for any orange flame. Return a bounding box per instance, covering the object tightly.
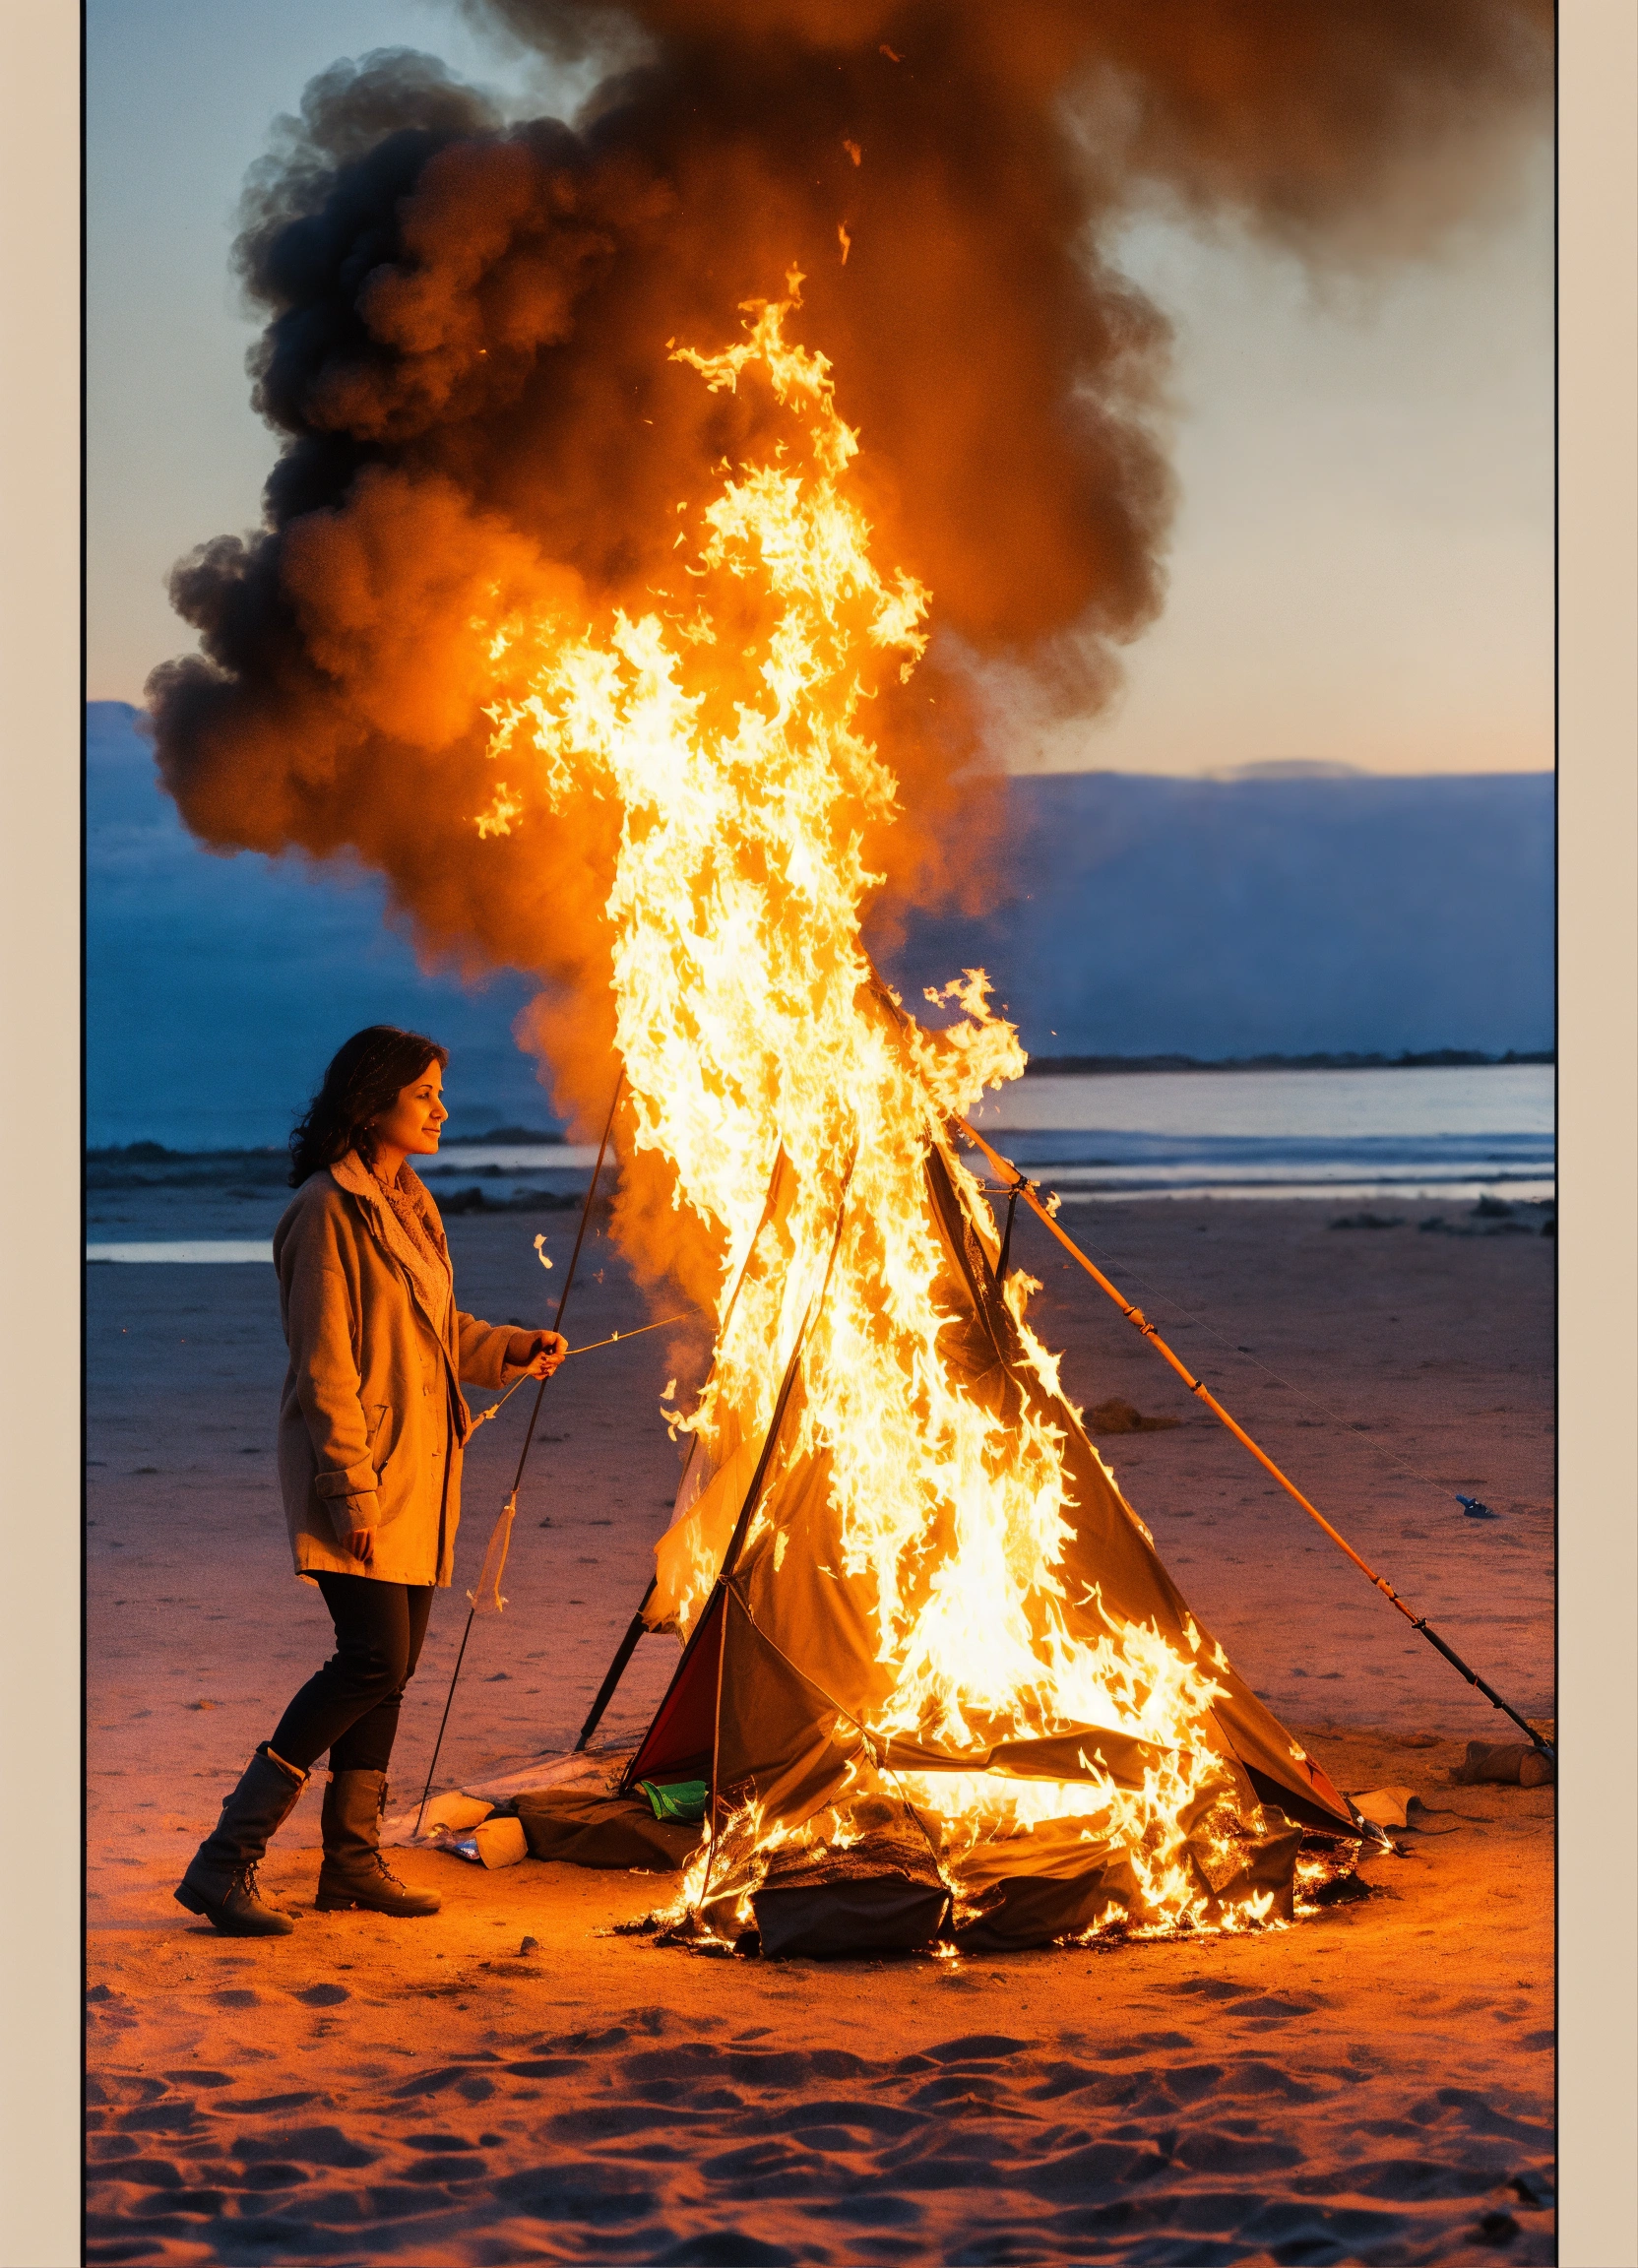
[477,284,1290,1937]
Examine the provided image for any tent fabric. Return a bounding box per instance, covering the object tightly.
[754,1873,950,1960]
[644,1145,799,1635]
[513,1787,702,1872]
[751,1816,952,1959]
[606,1065,1354,1949]
[915,1136,1353,1839]
[649,1439,759,1633]
[622,1586,727,1791]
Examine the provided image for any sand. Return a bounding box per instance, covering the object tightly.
[87,1196,1555,2264]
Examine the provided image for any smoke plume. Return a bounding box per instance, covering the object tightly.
[146,0,1549,1177]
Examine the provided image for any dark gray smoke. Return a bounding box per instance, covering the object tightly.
[145,0,1550,1149]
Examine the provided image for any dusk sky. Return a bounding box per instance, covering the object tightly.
[88,0,1552,779]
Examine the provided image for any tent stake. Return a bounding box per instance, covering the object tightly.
[958,1116,1554,1767]
[413,1069,625,1837]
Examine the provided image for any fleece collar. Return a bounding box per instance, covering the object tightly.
[328,1152,449,1324]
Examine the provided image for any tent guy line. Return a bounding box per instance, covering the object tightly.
[971,1175,1526,1521]
[958,1116,1553,1766]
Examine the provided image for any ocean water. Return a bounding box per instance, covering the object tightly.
[967,1063,1554,1204]
[86,1240,278,1265]
[974,1064,1552,1139]
[85,1063,1552,1260]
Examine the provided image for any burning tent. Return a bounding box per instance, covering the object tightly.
[536,1009,1357,1957]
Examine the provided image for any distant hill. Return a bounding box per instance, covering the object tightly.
[872,769,1553,1062]
[87,703,1552,1148]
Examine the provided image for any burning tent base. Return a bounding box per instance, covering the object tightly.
[675,1809,1319,1961]
[645,1731,1334,1957]
[506,1108,1369,1958]
[510,1782,958,1955]
[734,1808,952,1962]
[508,1763,1354,1959]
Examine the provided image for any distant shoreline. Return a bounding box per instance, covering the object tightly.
[86,1128,569,1164]
[1023,1048,1554,1077]
[87,1058,1557,1160]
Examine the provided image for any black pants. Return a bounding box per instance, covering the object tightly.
[270,1574,434,1777]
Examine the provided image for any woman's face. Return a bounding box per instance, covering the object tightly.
[372,1062,449,1157]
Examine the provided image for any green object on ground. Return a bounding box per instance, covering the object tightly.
[637,1778,710,1823]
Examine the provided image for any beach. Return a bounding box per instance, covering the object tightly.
[87,1193,1555,2264]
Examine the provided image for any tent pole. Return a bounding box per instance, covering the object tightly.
[697,1576,732,1921]
[568,1186,837,1756]
[580,1143,793,1757]
[690,1166,854,1925]
[957,1115,1554,1768]
[574,1578,658,1751]
[412,1070,625,1833]
[606,1320,813,1799]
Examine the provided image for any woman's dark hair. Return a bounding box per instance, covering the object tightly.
[289,1026,448,1186]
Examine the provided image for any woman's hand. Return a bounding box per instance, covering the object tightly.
[508,1329,569,1378]
[345,1528,374,1566]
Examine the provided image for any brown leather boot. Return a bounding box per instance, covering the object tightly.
[175,1744,307,1936]
[314,1769,441,1917]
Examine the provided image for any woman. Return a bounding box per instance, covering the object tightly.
[176,1026,566,1938]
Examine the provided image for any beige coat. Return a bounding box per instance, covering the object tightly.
[273,1151,521,1587]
